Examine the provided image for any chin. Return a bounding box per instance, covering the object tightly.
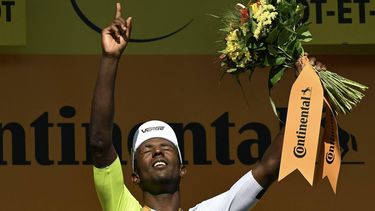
[154,174,178,183]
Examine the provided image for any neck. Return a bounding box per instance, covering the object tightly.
[143,190,181,211]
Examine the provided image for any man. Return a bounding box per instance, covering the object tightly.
[90,3,287,211]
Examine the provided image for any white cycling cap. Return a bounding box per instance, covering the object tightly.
[132,120,183,170]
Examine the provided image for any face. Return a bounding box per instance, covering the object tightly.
[132,138,186,191]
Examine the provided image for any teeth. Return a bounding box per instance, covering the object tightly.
[154,161,166,167]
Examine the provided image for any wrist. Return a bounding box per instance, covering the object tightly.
[101,45,126,59]
[100,54,121,70]
[101,54,122,66]
[102,52,122,60]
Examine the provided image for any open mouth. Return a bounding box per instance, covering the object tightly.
[152,160,167,168]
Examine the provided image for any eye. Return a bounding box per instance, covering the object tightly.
[141,145,153,154]
[161,144,173,151]
[142,149,151,154]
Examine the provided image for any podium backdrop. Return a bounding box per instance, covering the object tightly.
[0,55,374,210]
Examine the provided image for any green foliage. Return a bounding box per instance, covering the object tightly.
[318,70,368,115]
[218,0,368,116]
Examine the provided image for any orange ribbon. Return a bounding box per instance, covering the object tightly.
[278,57,341,193]
[278,57,324,185]
[319,98,341,193]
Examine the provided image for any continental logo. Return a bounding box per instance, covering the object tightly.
[70,0,193,43]
[293,87,312,159]
[141,126,165,133]
[325,114,336,164]
[0,106,361,166]
[326,144,335,164]
[0,107,274,166]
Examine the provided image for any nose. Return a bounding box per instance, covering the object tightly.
[152,146,164,158]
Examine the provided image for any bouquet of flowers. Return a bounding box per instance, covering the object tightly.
[218,0,368,116]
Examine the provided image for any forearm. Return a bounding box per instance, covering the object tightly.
[190,171,262,210]
[90,56,120,167]
[252,128,284,188]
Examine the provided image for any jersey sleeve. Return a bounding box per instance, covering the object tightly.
[93,157,142,211]
[189,171,263,211]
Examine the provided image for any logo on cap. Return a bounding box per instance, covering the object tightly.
[141,126,165,133]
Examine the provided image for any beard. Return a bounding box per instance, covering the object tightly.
[140,172,181,194]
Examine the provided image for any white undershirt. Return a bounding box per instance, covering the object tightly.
[188,171,263,211]
[147,171,262,211]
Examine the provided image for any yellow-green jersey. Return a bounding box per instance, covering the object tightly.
[93,156,263,211]
[94,157,142,211]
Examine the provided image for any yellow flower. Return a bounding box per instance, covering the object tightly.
[223,29,252,68]
[226,29,239,43]
[251,3,259,14]
[252,1,278,40]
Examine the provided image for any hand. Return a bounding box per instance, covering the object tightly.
[101,2,132,58]
[295,52,326,75]
[309,56,327,71]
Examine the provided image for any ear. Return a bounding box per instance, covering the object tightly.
[179,165,187,178]
[131,172,141,184]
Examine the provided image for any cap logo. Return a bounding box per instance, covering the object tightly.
[141,126,165,133]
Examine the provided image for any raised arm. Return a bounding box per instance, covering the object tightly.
[251,58,303,188]
[252,55,324,189]
[89,3,132,168]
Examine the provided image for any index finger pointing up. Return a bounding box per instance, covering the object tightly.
[115,2,121,19]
